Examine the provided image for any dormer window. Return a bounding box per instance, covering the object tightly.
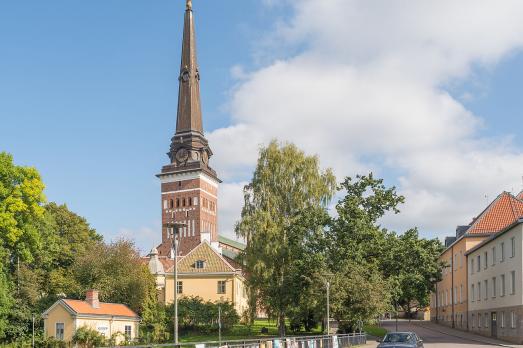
[195,260,205,269]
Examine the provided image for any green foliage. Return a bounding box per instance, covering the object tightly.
[72,326,106,348]
[0,152,46,263]
[0,153,161,345]
[236,140,336,336]
[382,228,444,313]
[72,239,157,314]
[166,296,240,335]
[327,174,443,324]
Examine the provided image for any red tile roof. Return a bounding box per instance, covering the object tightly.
[62,299,139,318]
[467,192,523,234]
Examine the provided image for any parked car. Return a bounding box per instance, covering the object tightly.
[377,332,424,348]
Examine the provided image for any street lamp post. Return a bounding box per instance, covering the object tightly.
[164,221,185,347]
[326,280,330,335]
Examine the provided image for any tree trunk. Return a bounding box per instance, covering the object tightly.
[278,312,286,337]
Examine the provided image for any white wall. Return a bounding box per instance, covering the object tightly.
[468,224,523,312]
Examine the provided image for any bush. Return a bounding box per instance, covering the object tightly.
[72,326,106,348]
[166,296,240,335]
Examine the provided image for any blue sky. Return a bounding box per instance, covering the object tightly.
[2,1,523,252]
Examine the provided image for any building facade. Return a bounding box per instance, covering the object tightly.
[42,290,140,344]
[431,192,523,330]
[148,235,248,316]
[467,220,523,344]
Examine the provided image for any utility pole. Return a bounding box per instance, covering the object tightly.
[326,280,330,335]
[32,314,35,348]
[164,221,185,347]
[218,305,222,346]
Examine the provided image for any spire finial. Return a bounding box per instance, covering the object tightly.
[186,0,192,10]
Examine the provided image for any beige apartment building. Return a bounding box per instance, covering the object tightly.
[467,220,523,344]
[431,192,523,330]
[147,234,248,316]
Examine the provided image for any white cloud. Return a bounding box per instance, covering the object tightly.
[210,0,523,240]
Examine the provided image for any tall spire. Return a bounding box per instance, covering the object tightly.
[167,0,216,178]
[176,0,202,134]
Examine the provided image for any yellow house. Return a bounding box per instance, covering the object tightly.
[42,290,140,344]
[147,235,248,316]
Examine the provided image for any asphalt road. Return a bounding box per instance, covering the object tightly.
[365,320,498,348]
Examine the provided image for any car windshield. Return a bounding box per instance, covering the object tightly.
[383,333,414,343]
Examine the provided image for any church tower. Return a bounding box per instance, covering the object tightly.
[157,0,220,256]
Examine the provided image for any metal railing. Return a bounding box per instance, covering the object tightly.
[100,333,367,348]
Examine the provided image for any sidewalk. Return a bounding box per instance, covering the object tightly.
[413,321,523,348]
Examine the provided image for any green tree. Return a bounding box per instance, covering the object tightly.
[236,140,336,336]
[72,239,157,314]
[329,261,390,332]
[327,174,443,324]
[0,152,46,263]
[383,229,443,316]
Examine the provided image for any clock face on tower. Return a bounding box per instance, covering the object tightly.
[175,148,189,163]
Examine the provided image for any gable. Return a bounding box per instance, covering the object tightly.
[175,242,236,274]
[44,300,75,319]
[467,192,523,234]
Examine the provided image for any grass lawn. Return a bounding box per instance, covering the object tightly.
[179,319,322,343]
[363,324,387,338]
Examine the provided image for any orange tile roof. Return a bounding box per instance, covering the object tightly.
[467,192,523,234]
[62,299,139,318]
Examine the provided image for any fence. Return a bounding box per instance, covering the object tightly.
[99,333,367,348]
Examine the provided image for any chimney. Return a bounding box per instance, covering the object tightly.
[86,289,100,309]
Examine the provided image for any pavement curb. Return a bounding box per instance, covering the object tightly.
[412,321,516,348]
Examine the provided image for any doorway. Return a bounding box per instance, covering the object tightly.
[491,312,497,338]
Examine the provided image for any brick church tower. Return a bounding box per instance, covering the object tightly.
[156,0,220,257]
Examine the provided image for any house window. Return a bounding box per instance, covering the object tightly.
[511,271,516,295]
[477,255,481,272]
[478,313,482,328]
[56,323,65,340]
[492,246,496,265]
[501,242,505,262]
[188,197,192,206]
[484,313,489,328]
[460,284,463,303]
[511,237,516,258]
[501,274,506,296]
[170,199,174,209]
[471,284,475,302]
[501,312,505,328]
[484,280,488,300]
[484,251,488,269]
[492,277,497,298]
[125,325,132,338]
[195,260,205,269]
[472,314,475,328]
[478,282,481,301]
[163,200,168,209]
[471,259,475,274]
[217,280,226,294]
[176,198,180,208]
[511,311,516,328]
[177,281,183,294]
[460,250,463,268]
[194,197,199,206]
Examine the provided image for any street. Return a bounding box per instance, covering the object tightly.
[363,320,515,348]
